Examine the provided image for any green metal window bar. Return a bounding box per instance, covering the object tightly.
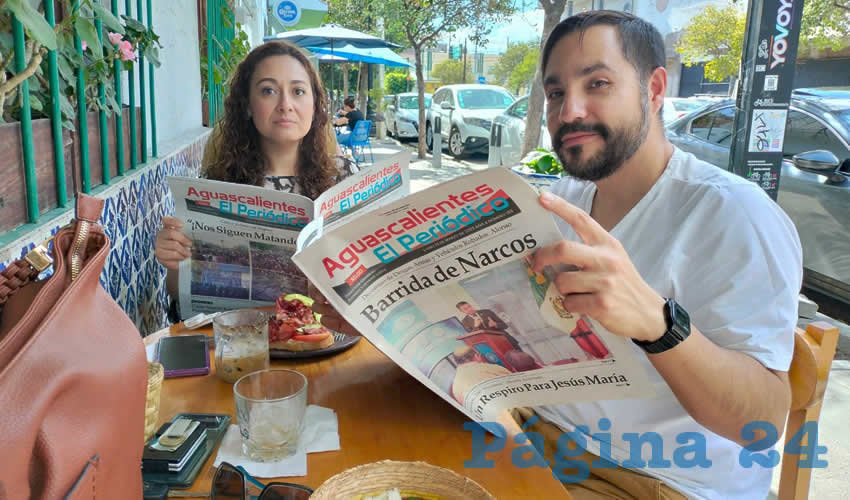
[74,0,91,193]
[4,0,160,242]
[147,0,156,157]
[44,0,68,208]
[206,0,234,125]
[112,0,125,176]
[125,0,137,170]
[12,15,38,223]
[136,0,146,164]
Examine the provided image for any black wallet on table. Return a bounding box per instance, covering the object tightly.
[142,413,232,489]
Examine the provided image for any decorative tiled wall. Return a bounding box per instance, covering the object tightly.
[0,132,210,336]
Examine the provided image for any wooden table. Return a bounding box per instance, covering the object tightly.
[146,325,570,498]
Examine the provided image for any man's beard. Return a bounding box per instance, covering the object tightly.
[552,96,650,182]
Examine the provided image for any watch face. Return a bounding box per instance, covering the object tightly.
[670,300,690,338]
[673,301,689,325]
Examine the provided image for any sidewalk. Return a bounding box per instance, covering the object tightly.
[365,138,850,500]
[362,137,485,192]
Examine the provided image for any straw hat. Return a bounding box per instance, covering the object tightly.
[311,460,495,500]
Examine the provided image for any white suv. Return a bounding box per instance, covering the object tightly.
[425,84,515,158]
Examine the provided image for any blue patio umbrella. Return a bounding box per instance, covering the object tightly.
[307,44,412,68]
[264,23,401,50]
[265,24,404,95]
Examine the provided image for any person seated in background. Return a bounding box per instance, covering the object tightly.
[332,96,364,144]
[155,40,358,323]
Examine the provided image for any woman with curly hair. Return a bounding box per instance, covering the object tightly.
[154,40,358,320]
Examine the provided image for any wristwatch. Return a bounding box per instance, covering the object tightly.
[633,298,690,354]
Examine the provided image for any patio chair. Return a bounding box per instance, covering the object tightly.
[343,119,373,165]
[777,320,839,500]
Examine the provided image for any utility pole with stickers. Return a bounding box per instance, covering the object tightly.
[728,0,804,201]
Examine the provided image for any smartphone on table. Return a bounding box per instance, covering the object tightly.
[154,334,210,378]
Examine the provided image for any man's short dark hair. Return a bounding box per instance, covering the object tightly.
[456,301,470,309]
[541,10,666,85]
[343,96,356,108]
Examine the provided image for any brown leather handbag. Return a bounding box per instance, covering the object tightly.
[0,194,147,499]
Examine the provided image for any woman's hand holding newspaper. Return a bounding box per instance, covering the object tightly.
[307,282,360,337]
[155,216,192,270]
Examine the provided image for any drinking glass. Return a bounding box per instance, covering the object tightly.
[233,369,308,461]
[214,309,270,384]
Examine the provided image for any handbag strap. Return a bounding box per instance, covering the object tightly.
[0,238,55,307]
[0,194,105,308]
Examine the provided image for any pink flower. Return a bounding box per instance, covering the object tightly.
[81,40,88,51]
[108,32,123,45]
[118,40,136,61]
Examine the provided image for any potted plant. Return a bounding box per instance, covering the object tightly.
[511,148,563,192]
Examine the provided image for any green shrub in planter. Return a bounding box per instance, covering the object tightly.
[521,148,563,175]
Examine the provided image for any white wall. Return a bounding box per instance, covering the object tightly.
[112,1,203,156]
[151,2,204,148]
[235,0,269,48]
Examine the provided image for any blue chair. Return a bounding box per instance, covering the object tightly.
[343,120,373,165]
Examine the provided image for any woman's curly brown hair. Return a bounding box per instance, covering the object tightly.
[203,40,337,200]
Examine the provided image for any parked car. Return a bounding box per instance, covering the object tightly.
[425,84,515,158]
[385,92,432,140]
[666,89,850,303]
[662,97,713,125]
[488,95,550,168]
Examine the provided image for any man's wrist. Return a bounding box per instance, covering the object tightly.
[639,296,667,343]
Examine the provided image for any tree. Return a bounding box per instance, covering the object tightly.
[676,5,750,82]
[377,0,515,159]
[507,47,539,95]
[491,41,536,89]
[677,1,850,83]
[522,0,568,158]
[385,72,408,94]
[431,59,470,85]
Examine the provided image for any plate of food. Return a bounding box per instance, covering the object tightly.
[267,294,361,359]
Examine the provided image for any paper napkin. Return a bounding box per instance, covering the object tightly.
[214,405,340,478]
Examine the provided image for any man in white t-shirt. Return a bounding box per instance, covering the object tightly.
[518,10,803,500]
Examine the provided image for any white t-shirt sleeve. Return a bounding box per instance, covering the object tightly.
[672,181,802,371]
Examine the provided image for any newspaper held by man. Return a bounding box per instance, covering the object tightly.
[293,167,653,422]
[168,152,411,319]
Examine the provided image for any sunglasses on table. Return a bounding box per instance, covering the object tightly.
[211,462,313,500]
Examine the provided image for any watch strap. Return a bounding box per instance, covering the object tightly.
[633,298,690,354]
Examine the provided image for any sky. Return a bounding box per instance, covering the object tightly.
[450,6,545,55]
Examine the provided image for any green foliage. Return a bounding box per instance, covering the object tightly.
[677,1,850,83]
[367,87,385,111]
[377,0,513,50]
[675,5,745,83]
[431,59,470,85]
[385,72,408,94]
[1,0,162,127]
[508,49,538,95]
[201,24,250,100]
[492,41,536,90]
[800,0,850,52]
[5,0,57,50]
[522,148,562,175]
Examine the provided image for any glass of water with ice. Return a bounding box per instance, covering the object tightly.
[233,369,308,461]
